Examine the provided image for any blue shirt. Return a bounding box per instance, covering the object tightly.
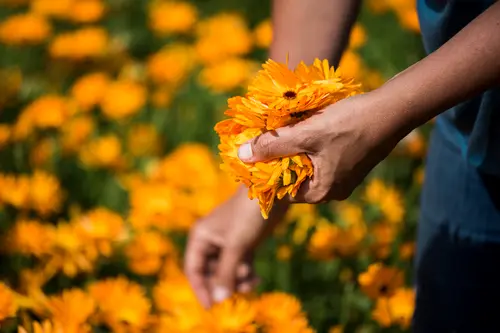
[418,0,500,176]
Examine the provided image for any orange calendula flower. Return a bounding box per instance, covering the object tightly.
[71,72,111,111]
[208,295,257,333]
[100,80,147,120]
[46,288,95,333]
[0,13,51,45]
[358,263,404,300]
[6,219,54,257]
[371,288,415,329]
[0,282,18,321]
[216,58,361,218]
[149,0,198,35]
[89,277,151,332]
[49,27,108,60]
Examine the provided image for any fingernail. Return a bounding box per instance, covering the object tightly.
[212,286,230,303]
[238,143,253,161]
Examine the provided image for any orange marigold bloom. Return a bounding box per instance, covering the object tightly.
[19,320,66,333]
[127,124,161,157]
[149,1,198,35]
[79,135,123,169]
[0,124,11,149]
[199,58,258,93]
[147,43,196,86]
[358,263,404,300]
[100,80,147,120]
[255,292,305,330]
[68,0,106,23]
[89,277,151,332]
[49,27,108,60]
[46,288,95,333]
[0,282,18,321]
[153,275,199,313]
[253,19,272,49]
[31,0,72,18]
[0,174,30,208]
[76,208,126,257]
[62,115,95,154]
[30,170,63,216]
[216,58,361,218]
[125,230,176,276]
[195,13,252,65]
[371,288,415,329]
[348,23,367,50]
[0,13,51,45]
[6,219,54,257]
[208,295,257,333]
[20,95,74,129]
[71,72,111,111]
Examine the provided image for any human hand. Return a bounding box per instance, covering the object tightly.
[184,185,288,308]
[237,91,408,203]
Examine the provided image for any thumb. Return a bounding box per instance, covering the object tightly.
[211,245,245,304]
[237,126,302,163]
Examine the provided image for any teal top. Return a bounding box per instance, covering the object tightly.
[418,0,500,176]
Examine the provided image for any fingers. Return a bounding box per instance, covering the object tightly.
[211,244,246,303]
[184,232,212,308]
[238,125,306,163]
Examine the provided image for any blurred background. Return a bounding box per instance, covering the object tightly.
[0,0,430,332]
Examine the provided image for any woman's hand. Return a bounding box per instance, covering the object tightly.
[238,91,408,203]
[184,185,288,308]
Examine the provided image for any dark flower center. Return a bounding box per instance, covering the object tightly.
[379,285,389,295]
[283,90,297,100]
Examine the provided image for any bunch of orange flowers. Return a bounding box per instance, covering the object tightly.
[216,58,362,218]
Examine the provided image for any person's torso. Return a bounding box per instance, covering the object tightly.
[417,0,500,176]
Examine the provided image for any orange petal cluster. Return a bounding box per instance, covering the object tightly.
[216,58,362,218]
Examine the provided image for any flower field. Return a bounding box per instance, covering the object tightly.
[0,0,430,332]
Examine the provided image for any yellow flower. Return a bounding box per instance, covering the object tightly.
[254,19,272,48]
[0,13,51,45]
[364,178,386,204]
[329,325,343,333]
[338,50,363,79]
[61,115,94,154]
[125,230,176,276]
[308,218,365,260]
[371,288,415,329]
[151,86,173,108]
[31,0,73,18]
[21,95,74,129]
[50,27,108,60]
[0,174,30,208]
[6,219,54,257]
[370,222,397,259]
[147,44,196,86]
[380,187,405,225]
[71,72,111,111]
[399,242,415,260]
[358,263,404,300]
[68,0,106,23]
[0,124,11,149]
[0,282,18,321]
[335,201,363,227]
[76,208,126,257]
[149,1,198,35]
[46,222,96,277]
[30,170,63,216]
[89,277,151,332]
[199,58,258,93]
[362,69,385,91]
[79,135,123,169]
[348,23,367,50]
[46,288,95,333]
[19,320,66,333]
[255,292,304,330]
[195,13,252,64]
[30,138,55,167]
[127,124,161,157]
[276,245,292,261]
[153,275,200,314]
[209,295,256,333]
[101,80,147,120]
[399,129,426,158]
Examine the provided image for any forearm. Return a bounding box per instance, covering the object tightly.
[269,0,362,68]
[376,2,500,136]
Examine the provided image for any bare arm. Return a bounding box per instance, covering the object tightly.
[374,1,500,138]
[269,0,362,68]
